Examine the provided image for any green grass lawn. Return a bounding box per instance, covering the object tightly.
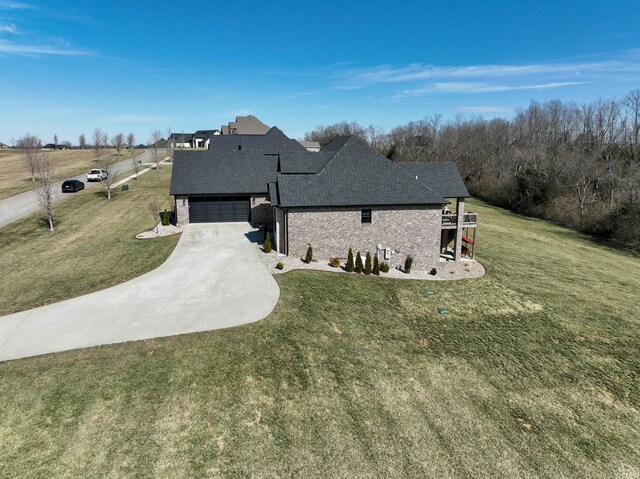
[0,166,179,316]
[0,199,639,478]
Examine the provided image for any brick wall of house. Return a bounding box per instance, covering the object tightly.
[250,195,273,226]
[286,205,442,270]
[175,196,190,226]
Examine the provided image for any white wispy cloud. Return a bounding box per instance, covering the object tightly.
[453,106,514,113]
[0,39,93,56]
[338,60,638,86]
[102,114,170,123]
[0,24,19,34]
[0,1,33,10]
[399,81,585,97]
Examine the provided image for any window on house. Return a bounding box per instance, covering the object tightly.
[361,209,372,223]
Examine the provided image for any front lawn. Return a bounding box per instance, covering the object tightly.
[0,166,179,316]
[0,199,638,478]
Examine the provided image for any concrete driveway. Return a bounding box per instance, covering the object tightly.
[0,223,280,362]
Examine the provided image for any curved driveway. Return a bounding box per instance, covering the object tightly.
[0,223,280,362]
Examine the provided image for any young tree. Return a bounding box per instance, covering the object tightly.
[93,127,108,162]
[34,153,55,231]
[78,133,86,150]
[126,132,140,180]
[53,134,58,146]
[148,199,162,233]
[100,156,117,199]
[111,133,125,155]
[165,126,174,161]
[346,248,354,272]
[364,252,372,275]
[372,254,380,275]
[17,133,41,182]
[149,129,163,169]
[355,251,364,273]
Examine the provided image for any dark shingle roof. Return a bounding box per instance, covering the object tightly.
[193,130,219,139]
[170,150,277,195]
[279,151,335,174]
[277,137,445,207]
[169,133,193,141]
[396,162,470,198]
[268,182,279,206]
[208,127,305,153]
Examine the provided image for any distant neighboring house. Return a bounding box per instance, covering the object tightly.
[135,144,147,149]
[300,140,320,152]
[171,129,478,272]
[168,133,194,148]
[193,129,220,148]
[149,138,168,148]
[0,142,8,149]
[221,115,270,135]
[41,143,67,150]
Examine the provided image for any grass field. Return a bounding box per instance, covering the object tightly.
[0,166,179,316]
[0,198,639,478]
[0,148,135,200]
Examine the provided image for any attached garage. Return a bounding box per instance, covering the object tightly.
[189,196,250,223]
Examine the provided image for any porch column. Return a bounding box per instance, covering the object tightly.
[454,198,464,261]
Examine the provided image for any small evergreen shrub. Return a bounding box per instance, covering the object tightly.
[364,252,372,275]
[275,261,284,270]
[346,248,354,272]
[404,255,413,274]
[373,254,380,275]
[264,231,272,253]
[429,267,437,276]
[305,245,313,264]
[161,209,170,226]
[380,262,390,273]
[329,257,341,268]
[355,251,364,274]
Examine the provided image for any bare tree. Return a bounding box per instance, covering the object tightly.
[100,156,118,199]
[93,127,107,162]
[34,153,56,231]
[53,134,58,146]
[111,133,125,155]
[17,133,42,182]
[149,129,164,169]
[148,199,162,233]
[78,134,86,150]
[165,126,174,161]
[127,132,140,180]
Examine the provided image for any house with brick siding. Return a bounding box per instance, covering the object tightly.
[171,131,477,271]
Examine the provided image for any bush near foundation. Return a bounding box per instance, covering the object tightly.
[346,248,354,272]
[329,257,341,268]
[355,251,364,274]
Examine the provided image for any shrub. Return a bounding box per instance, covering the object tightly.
[264,231,272,253]
[161,209,170,226]
[305,245,313,264]
[355,251,364,273]
[329,257,341,268]
[346,248,354,272]
[429,267,437,276]
[380,262,390,273]
[275,261,284,270]
[364,252,372,275]
[373,254,380,275]
[404,255,413,274]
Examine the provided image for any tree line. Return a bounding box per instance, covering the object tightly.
[304,90,640,252]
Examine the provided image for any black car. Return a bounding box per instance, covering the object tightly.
[61,179,85,193]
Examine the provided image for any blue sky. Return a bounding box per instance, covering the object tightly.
[1,0,640,144]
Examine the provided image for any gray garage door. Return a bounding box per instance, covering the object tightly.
[189,196,250,223]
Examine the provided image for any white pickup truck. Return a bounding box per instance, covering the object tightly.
[86,169,107,182]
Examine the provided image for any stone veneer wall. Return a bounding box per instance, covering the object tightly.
[175,196,189,226]
[250,195,273,226]
[286,205,442,270]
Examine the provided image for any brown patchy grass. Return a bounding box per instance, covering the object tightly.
[0,148,133,200]
[0,199,639,477]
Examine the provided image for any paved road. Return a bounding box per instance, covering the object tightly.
[0,149,160,228]
[0,223,280,362]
